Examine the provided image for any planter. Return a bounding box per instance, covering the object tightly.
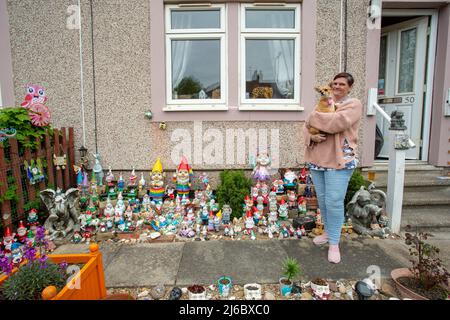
[217,276,232,298]
[311,279,331,300]
[244,283,262,300]
[391,268,428,300]
[187,285,207,300]
[279,277,292,296]
[0,243,107,300]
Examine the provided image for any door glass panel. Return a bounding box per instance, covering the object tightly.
[171,39,221,99]
[378,35,387,95]
[398,28,416,93]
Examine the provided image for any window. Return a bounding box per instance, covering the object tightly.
[240,3,301,110]
[165,4,227,111]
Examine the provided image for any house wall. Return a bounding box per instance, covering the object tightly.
[0,0,14,107]
[5,0,372,187]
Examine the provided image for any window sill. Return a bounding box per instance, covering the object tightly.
[163,105,228,111]
[239,105,304,111]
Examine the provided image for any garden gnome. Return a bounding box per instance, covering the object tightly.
[27,208,39,230]
[150,158,165,201]
[26,229,35,247]
[243,195,253,214]
[222,204,232,225]
[117,173,125,191]
[92,153,104,186]
[129,167,138,186]
[207,212,215,232]
[245,210,255,234]
[287,190,297,209]
[105,166,114,185]
[278,198,289,220]
[172,156,193,199]
[2,227,15,254]
[16,221,27,244]
[283,169,298,189]
[139,172,146,191]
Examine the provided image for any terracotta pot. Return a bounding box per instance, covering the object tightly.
[390,268,428,300]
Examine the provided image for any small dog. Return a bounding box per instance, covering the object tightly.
[308,85,335,135]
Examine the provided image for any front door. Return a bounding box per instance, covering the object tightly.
[377,17,428,159]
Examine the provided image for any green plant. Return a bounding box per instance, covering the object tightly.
[1,260,68,300]
[0,183,18,204]
[174,76,202,95]
[405,225,450,292]
[0,107,53,150]
[281,257,302,282]
[345,168,370,207]
[216,170,253,221]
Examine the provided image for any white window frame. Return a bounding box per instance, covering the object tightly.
[239,3,301,111]
[165,4,227,111]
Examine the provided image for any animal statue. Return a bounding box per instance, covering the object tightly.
[92,153,104,186]
[21,84,51,127]
[40,188,81,240]
[308,85,335,135]
[21,84,47,108]
[345,186,391,237]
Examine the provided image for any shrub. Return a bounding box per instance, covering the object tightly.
[345,168,370,208]
[281,257,302,283]
[216,170,253,221]
[174,76,202,96]
[405,225,450,292]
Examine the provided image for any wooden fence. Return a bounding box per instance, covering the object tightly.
[0,127,76,234]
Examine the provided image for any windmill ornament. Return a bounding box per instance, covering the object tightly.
[21,84,52,127]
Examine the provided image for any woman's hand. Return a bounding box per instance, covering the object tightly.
[310,134,326,143]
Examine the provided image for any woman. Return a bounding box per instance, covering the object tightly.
[303,72,362,263]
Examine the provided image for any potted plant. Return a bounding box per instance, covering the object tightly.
[187,284,207,300]
[391,225,450,300]
[0,226,107,300]
[310,277,331,300]
[217,276,232,298]
[244,283,262,300]
[279,257,302,296]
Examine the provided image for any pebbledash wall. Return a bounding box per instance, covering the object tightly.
[1,0,449,188]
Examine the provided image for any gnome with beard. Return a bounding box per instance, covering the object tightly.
[149,158,165,202]
[172,156,193,200]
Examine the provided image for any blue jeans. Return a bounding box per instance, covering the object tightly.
[310,169,354,245]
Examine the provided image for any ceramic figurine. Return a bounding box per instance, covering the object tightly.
[243,195,253,215]
[104,197,114,217]
[27,208,40,230]
[268,228,273,239]
[81,171,89,195]
[251,186,259,203]
[149,158,165,201]
[260,215,268,227]
[315,209,322,224]
[139,172,146,191]
[299,167,307,184]
[117,173,125,192]
[256,195,264,215]
[213,214,221,232]
[273,178,284,194]
[11,242,24,265]
[207,212,215,232]
[129,167,138,187]
[99,221,107,233]
[16,221,27,244]
[26,229,35,247]
[252,207,260,225]
[245,210,255,234]
[278,198,289,220]
[198,172,209,190]
[287,190,297,209]
[201,206,209,225]
[172,156,193,199]
[288,225,296,237]
[202,225,208,238]
[269,206,278,224]
[24,159,45,185]
[295,227,303,239]
[124,205,133,222]
[283,169,298,190]
[260,183,269,205]
[92,153,104,186]
[221,204,232,225]
[300,225,306,236]
[281,224,290,238]
[2,227,15,254]
[205,184,213,200]
[268,190,277,206]
[250,230,256,240]
[229,226,235,239]
[304,185,314,198]
[223,225,230,237]
[209,199,218,214]
[251,152,271,183]
[297,196,307,215]
[105,166,114,185]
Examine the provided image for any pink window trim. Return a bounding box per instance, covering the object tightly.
[149,0,316,122]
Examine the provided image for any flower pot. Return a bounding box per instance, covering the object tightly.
[279,277,292,296]
[310,280,330,300]
[217,276,232,298]
[244,283,262,300]
[187,285,207,300]
[391,268,428,300]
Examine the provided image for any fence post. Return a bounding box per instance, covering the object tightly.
[53,129,64,190]
[45,134,55,188]
[68,128,76,187]
[386,111,412,234]
[61,128,71,190]
[9,138,25,220]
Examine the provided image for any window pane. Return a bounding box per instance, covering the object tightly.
[245,9,295,29]
[172,39,221,100]
[245,39,295,99]
[171,10,220,29]
[398,28,416,93]
[378,35,387,95]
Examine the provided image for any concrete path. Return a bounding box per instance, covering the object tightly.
[53,232,450,288]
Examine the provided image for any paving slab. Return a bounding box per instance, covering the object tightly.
[103,242,185,287]
[176,240,288,286]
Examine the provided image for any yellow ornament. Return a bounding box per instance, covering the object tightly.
[216,210,222,219]
[152,158,163,173]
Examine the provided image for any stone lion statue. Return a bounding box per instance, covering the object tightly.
[345,186,391,237]
[40,188,81,240]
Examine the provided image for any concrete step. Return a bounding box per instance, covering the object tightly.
[362,162,444,172]
[362,171,450,189]
[400,205,450,231]
[392,188,450,206]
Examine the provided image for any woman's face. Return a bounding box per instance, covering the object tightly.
[332,77,352,100]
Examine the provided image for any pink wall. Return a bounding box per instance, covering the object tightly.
[429,4,450,167]
[149,0,316,122]
[0,0,15,106]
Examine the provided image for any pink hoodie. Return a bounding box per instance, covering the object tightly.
[303,98,363,169]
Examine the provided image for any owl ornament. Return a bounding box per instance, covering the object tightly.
[21,84,51,127]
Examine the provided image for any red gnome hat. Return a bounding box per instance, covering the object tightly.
[280,198,286,205]
[18,221,26,229]
[245,195,251,202]
[246,210,253,218]
[178,156,190,171]
[4,227,12,238]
